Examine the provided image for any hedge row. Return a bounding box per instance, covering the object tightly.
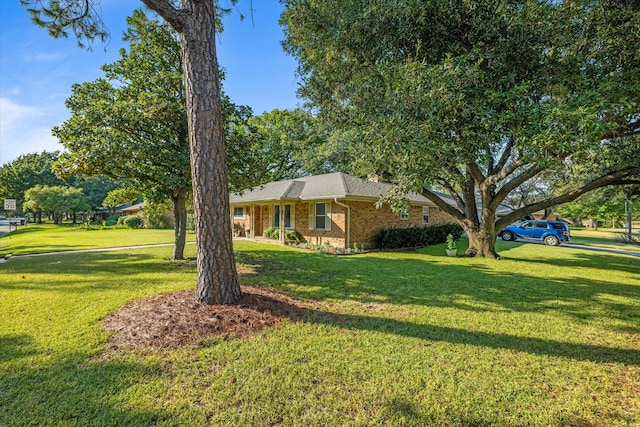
[372,223,464,249]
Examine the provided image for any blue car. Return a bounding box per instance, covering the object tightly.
[499,220,570,246]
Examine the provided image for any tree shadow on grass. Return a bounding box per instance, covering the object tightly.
[235,246,640,327]
[512,247,640,275]
[310,310,640,366]
[0,252,180,292]
[0,353,171,425]
[0,334,38,363]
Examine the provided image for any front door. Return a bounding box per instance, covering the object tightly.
[253,206,263,237]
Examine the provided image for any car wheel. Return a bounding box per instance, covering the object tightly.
[544,235,560,246]
[501,231,515,241]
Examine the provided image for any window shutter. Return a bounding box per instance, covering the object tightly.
[268,206,273,228]
[326,202,331,231]
[308,203,315,230]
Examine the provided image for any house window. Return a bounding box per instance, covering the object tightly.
[233,207,244,219]
[273,204,293,229]
[309,202,331,231]
[400,207,409,221]
[422,207,430,225]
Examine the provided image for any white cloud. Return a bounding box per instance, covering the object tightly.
[23,51,66,62]
[0,97,41,126]
[0,97,63,165]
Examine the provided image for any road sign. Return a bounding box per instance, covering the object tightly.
[4,199,16,210]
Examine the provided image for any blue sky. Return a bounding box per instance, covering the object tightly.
[0,0,301,166]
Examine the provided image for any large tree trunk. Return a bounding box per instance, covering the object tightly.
[172,188,187,261]
[463,208,499,259]
[180,0,241,304]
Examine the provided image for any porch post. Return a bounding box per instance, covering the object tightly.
[250,204,255,239]
[280,202,285,242]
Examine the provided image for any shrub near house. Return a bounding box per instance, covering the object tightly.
[373,223,464,249]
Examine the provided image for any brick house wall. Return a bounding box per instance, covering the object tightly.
[348,201,455,248]
[297,201,348,248]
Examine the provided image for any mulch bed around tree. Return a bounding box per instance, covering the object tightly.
[103,285,316,353]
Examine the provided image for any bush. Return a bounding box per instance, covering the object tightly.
[143,201,174,229]
[372,223,463,249]
[186,214,195,232]
[263,228,302,242]
[264,227,279,239]
[117,215,144,229]
[104,215,120,227]
[285,229,302,242]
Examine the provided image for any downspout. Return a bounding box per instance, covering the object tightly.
[334,198,351,249]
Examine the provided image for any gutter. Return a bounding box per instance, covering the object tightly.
[334,198,351,248]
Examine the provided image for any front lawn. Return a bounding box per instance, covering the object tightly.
[570,228,640,252]
[1,237,638,425]
[0,222,195,255]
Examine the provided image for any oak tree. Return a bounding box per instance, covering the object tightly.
[282,0,640,257]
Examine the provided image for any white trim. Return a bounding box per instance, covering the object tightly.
[272,203,295,229]
[233,206,244,219]
[422,206,430,225]
[310,201,331,231]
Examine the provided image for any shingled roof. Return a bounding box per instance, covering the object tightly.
[230,172,435,205]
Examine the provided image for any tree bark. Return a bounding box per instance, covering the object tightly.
[172,187,187,260]
[178,0,241,304]
[464,224,499,258]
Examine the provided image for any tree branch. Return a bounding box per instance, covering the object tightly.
[435,177,465,211]
[491,137,515,176]
[141,0,185,31]
[486,158,526,187]
[421,187,465,222]
[491,164,544,209]
[601,119,640,140]
[496,166,640,229]
[466,162,486,186]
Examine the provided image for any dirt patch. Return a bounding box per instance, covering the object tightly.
[103,285,316,353]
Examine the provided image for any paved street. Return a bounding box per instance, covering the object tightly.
[0,220,24,238]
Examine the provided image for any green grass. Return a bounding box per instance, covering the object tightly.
[570,228,640,252]
[1,233,639,426]
[0,223,196,255]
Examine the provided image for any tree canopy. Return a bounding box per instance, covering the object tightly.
[0,151,66,212]
[53,10,191,260]
[282,0,640,257]
[23,185,90,224]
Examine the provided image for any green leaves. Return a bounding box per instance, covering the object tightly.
[23,184,90,219]
[22,0,110,49]
[53,10,190,203]
[283,0,640,256]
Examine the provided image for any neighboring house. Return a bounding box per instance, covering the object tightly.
[93,202,146,222]
[121,202,146,216]
[229,172,457,249]
[531,210,558,221]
